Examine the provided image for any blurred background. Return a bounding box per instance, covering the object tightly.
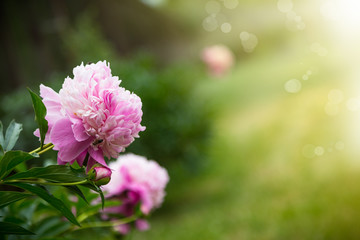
[2,0,360,239]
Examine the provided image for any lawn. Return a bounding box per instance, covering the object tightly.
[131,48,360,239]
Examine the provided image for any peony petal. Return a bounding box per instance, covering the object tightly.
[71,120,90,142]
[88,148,107,167]
[75,151,88,166]
[34,129,51,144]
[57,155,68,165]
[40,84,63,122]
[40,84,61,103]
[86,157,96,173]
[50,118,93,163]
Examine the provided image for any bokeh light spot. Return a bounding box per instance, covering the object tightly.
[284,79,301,93]
[314,146,325,156]
[310,42,328,56]
[203,16,218,32]
[221,23,232,33]
[239,31,250,41]
[240,32,258,52]
[223,0,239,9]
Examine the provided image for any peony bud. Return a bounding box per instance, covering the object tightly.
[88,164,112,186]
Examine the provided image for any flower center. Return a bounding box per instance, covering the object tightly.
[92,139,104,146]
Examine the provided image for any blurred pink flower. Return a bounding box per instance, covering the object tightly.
[102,153,169,234]
[35,61,145,168]
[201,44,234,77]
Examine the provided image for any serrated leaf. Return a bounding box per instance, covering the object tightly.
[3,120,22,151]
[0,221,35,235]
[0,192,33,209]
[0,151,38,180]
[5,165,86,183]
[28,88,48,148]
[7,183,80,226]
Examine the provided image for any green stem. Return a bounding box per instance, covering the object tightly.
[29,143,54,155]
[37,144,54,155]
[2,179,88,186]
[77,210,99,223]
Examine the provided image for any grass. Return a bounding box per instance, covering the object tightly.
[130,49,360,239]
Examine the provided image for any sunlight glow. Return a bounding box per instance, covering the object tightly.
[321,0,360,35]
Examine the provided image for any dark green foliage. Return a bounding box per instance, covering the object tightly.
[27,88,48,149]
[0,192,32,209]
[5,165,86,183]
[0,221,35,235]
[113,55,212,172]
[0,150,38,180]
[6,183,80,227]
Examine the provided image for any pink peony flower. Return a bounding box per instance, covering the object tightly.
[201,44,234,77]
[102,153,169,234]
[35,61,145,168]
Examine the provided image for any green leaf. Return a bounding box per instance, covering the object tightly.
[0,151,38,180]
[7,183,80,226]
[0,221,35,235]
[14,162,27,173]
[5,165,86,183]
[33,216,71,237]
[64,185,88,204]
[0,192,33,209]
[28,88,48,148]
[82,182,105,209]
[0,146,3,159]
[3,120,22,152]
[0,121,4,149]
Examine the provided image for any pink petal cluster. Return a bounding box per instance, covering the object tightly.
[102,153,169,234]
[36,61,145,167]
[201,44,234,77]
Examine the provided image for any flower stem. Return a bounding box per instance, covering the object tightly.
[37,144,54,155]
[29,143,54,155]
